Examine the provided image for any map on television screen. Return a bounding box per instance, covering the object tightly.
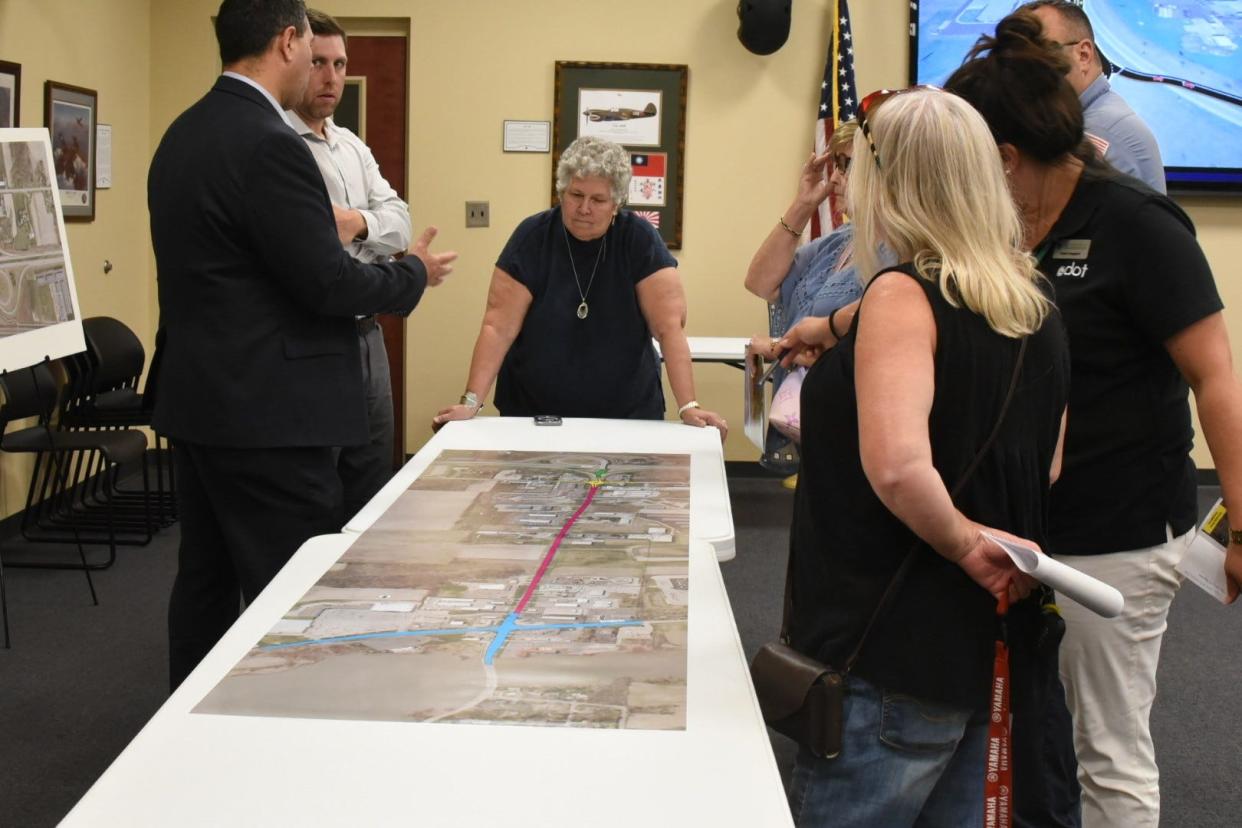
[913,1,1242,186]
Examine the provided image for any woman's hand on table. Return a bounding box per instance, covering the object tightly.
[431,403,479,432]
[680,406,728,441]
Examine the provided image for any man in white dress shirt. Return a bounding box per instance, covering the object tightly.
[288,8,413,519]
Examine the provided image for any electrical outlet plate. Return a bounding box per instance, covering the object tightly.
[466,201,489,228]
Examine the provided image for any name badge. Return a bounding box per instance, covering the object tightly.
[1052,239,1091,259]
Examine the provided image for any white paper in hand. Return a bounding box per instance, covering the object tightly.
[1176,498,1231,604]
[983,533,1125,618]
[1177,535,1229,604]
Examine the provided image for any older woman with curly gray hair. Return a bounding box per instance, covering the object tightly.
[434,136,726,435]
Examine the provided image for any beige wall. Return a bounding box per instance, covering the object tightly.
[0,0,152,515]
[0,0,1235,518]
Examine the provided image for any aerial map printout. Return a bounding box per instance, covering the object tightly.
[0,138,76,334]
[197,450,690,730]
[0,129,83,371]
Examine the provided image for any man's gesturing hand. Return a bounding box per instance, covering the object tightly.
[410,226,458,286]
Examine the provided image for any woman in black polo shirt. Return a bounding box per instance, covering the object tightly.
[946,11,1242,827]
[432,136,726,435]
[785,86,1069,826]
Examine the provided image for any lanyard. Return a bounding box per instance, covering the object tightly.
[1033,240,1053,266]
[984,593,1013,828]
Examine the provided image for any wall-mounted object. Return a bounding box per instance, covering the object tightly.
[553,61,688,249]
[96,123,112,189]
[503,120,550,153]
[737,0,792,56]
[44,80,97,222]
[0,60,20,127]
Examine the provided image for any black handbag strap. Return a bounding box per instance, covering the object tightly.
[779,336,1030,669]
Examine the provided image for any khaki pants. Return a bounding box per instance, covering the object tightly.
[1055,527,1191,828]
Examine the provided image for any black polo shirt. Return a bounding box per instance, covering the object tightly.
[493,208,674,419]
[1039,172,1222,555]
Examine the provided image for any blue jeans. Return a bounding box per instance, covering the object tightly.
[788,675,988,827]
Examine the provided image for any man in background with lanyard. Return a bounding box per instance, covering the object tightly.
[288,8,415,519]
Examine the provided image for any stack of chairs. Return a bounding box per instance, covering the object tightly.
[0,360,147,646]
[59,317,176,528]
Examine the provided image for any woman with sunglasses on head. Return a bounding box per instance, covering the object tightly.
[784,86,1069,826]
[945,12,1242,828]
[745,121,864,475]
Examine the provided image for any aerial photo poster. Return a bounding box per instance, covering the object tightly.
[197,450,691,731]
[0,128,84,371]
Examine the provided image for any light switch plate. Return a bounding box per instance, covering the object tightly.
[466,201,489,228]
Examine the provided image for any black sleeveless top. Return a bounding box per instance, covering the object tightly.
[789,263,1070,710]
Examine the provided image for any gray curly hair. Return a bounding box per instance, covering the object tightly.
[555,136,631,204]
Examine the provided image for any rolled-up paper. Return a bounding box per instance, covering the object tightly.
[983,532,1125,618]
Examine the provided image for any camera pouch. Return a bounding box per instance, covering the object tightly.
[750,642,844,759]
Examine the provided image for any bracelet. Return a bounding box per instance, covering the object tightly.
[677,400,701,416]
[1231,527,1242,545]
[828,307,845,340]
[778,216,802,238]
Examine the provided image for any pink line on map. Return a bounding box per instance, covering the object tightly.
[513,485,600,615]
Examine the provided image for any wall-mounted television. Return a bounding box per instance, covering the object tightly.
[910,1,1242,194]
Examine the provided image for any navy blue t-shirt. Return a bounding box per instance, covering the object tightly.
[494,208,676,419]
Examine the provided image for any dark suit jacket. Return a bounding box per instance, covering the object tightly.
[148,75,426,448]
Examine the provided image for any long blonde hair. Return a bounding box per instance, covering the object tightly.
[848,89,1049,338]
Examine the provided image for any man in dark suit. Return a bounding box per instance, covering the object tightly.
[148,0,456,690]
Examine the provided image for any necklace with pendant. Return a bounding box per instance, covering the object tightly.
[562,221,606,320]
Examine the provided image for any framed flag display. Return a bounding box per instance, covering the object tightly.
[553,61,687,249]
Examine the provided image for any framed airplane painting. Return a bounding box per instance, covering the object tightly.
[553,61,687,249]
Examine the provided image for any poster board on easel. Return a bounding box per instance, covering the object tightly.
[0,127,85,372]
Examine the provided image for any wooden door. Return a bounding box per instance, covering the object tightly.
[339,34,409,469]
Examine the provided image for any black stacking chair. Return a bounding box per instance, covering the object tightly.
[58,317,175,528]
[0,361,136,646]
[1,360,150,568]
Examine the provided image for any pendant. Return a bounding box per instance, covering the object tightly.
[577,301,589,320]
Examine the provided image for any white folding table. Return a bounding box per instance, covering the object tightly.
[63,419,790,828]
[347,416,737,561]
[654,335,749,368]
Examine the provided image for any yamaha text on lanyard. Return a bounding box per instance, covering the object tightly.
[984,591,1013,827]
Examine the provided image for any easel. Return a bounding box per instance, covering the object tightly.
[0,356,98,649]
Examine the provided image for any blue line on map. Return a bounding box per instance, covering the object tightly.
[261,613,644,659]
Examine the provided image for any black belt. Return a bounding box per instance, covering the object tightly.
[356,315,378,334]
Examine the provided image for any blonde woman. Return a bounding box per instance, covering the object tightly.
[745,120,862,355]
[782,88,1069,826]
[745,121,863,476]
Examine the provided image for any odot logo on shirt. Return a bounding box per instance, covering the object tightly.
[1051,239,1091,280]
[1055,262,1089,279]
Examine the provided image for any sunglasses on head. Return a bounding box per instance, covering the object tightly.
[857,85,941,170]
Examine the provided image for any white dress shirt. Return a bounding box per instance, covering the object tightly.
[222,71,293,127]
[285,110,412,263]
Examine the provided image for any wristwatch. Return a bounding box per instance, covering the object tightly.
[1230,527,1242,546]
[460,391,481,410]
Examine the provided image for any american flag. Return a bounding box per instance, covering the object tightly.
[812,0,858,239]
